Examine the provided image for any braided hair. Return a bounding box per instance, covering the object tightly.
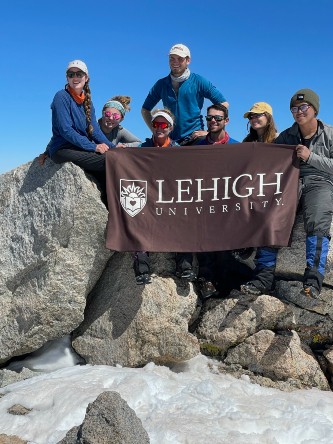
[83,80,93,138]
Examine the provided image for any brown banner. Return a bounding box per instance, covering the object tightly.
[105,143,299,252]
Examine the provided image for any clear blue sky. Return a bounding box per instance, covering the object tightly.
[1,0,332,174]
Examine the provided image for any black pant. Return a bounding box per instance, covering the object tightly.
[51,146,107,204]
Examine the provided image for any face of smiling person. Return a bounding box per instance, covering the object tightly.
[206,110,228,134]
[169,55,190,77]
[248,113,268,132]
[291,102,316,126]
[66,68,88,93]
[102,107,123,132]
[152,117,172,145]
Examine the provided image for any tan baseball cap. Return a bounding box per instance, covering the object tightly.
[243,102,273,118]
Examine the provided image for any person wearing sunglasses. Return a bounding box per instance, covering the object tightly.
[176,104,237,299]
[133,109,178,285]
[141,43,228,146]
[42,60,115,203]
[230,102,279,272]
[243,102,278,143]
[241,89,333,301]
[99,96,141,147]
[139,108,179,148]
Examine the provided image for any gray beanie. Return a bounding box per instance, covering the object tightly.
[290,89,319,114]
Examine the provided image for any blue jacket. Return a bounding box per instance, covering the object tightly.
[47,89,114,157]
[142,73,226,141]
[139,137,179,147]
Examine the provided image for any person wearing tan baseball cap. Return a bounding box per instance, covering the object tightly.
[141,43,229,145]
[243,102,277,143]
[241,88,333,302]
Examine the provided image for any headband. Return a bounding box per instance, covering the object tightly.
[103,100,126,116]
[151,111,174,126]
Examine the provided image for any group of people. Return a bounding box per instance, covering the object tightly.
[40,43,333,302]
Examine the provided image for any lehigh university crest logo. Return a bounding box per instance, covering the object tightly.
[120,180,147,217]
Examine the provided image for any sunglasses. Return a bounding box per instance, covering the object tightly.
[290,104,311,114]
[205,115,225,122]
[104,111,121,120]
[248,113,265,120]
[152,121,170,129]
[67,71,86,79]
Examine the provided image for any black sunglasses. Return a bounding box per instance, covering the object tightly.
[67,71,86,79]
[205,115,225,122]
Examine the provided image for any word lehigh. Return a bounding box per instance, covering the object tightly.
[155,173,284,203]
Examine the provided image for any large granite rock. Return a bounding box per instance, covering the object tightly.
[196,293,295,355]
[58,391,150,444]
[224,329,330,390]
[1,159,333,394]
[73,252,200,367]
[0,160,112,363]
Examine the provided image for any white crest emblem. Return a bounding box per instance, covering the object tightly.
[120,180,147,217]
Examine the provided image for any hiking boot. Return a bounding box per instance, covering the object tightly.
[232,248,256,270]
[197,278,219,300]
[302,285,320,299]
[240,282,266,296]
[135,273,152,285]
[133,252,151,285]
[175,260,196,281]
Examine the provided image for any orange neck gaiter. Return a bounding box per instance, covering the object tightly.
[67,85,85,105]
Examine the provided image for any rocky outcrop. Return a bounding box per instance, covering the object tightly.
[72,252,200,367]
[58,391,150,444]
[0,160,112,363]
[224,329,330,390]
[1,159,333,394]
[0,435,27,444]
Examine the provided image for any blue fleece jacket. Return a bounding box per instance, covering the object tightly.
[142,73,226,141]
[47,89,114,157]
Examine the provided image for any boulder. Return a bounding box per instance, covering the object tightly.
[224,329,330,390]
[0,436,27,444]
[58,391,150,444]
[0,160,112,363]
[195,293,294,356]
[73,252,200,367]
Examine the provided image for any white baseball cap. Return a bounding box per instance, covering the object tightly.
[66,60,88,75]
[169,44,191,58]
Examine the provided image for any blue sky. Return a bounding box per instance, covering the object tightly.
[1,0,332,174]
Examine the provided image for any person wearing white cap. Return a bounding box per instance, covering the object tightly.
[141,43,228,145]
[133,108,178,285]
[44,59,115,205]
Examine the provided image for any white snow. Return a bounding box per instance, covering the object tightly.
[1,339,333,444]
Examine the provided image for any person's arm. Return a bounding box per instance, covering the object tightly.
[90,103,115,149]
[141,107,153,132]
[52,92,98,152]
[141,80,162,131]
[117,127,141,147]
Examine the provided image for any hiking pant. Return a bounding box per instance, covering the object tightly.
[51,146,107,203]
[253,176,333,292]
[175,252,217,282]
